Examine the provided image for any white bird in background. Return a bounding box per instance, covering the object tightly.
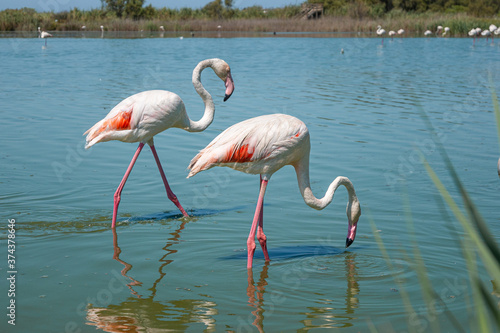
[443,27,450,37]
[388,30,396,40]
[495,28,500,36]
[376,25,386,44]
[100,25,104,38]
[84,58,235,228]
[424,30,432,37]
[397,28,405,37]
[436,25,443,36]
[38,27,52,47]
[489,24,497,41]
[475,27,482,37]
[482,29,491,42]
[187,114,361,269]
[81,25,86,30]
[159,25,165,31]
[469,28,478,45]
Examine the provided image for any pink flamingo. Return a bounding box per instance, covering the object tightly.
[38,27,52,47]
[84,58,235,228]
[187,114,361,268]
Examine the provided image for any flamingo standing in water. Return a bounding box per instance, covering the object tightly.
[38,27,52,47]
[469,28,478,45]
[187,114,361,268]
[376,25,386,44]
[482,29,491,43]
[84,58,235,228]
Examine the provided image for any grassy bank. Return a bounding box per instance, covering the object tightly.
[1,7,499,35]
[0,9,500,36]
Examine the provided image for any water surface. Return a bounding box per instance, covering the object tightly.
[1,35,499,332]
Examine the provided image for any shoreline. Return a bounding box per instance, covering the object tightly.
[2,14,500,36]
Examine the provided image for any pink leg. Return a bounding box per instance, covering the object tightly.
[247,177,268,269]
[149,144,189,217]
[257,176,270,262]
[112,143,145,228]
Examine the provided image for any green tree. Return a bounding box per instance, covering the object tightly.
[124,0,144,19]
[203,0,223,19]
[102,0,126,17]
[468,0,499,16]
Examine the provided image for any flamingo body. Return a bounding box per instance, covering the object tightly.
[85,90,187,148]
[85,58,235,227]
[188,114,361,268]
[189,114,309,177]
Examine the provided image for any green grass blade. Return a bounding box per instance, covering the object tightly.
[478,279,500,328]
[421,156,500,280]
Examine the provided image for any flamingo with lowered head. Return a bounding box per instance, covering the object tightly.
[187,114,361,269]
[84,58,235,228]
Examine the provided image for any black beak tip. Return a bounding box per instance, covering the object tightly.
[345,238,354,248]
[223,94,231,102]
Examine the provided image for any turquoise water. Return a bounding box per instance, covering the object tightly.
[1,35,499,332]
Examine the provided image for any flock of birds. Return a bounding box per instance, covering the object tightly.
[83,58,361,269]
[376,24,500,44]
[467,24,500,44]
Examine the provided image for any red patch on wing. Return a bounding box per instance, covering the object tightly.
[99,110,132,133]
[224,144,254,163]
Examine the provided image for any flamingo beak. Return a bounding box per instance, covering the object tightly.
[346,224,357,248]
[223,72,234,102]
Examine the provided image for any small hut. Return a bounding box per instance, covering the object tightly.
[300,3,324,20]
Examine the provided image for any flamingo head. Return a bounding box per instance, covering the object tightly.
[346,197,361,248]
[212,59,234,102]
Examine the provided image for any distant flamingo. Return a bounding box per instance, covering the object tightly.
[442,27,450,37]
[38,27,52,47]
[397,28,405,37]
[436,25,443,36]
[424,30,432,37]
[376,25,386,44]
[468,28,477,45]
[187,114,361,269]
[482,29,491,42]
[490,24,498,42]
[84,58,235,228]
[388,30,396,40]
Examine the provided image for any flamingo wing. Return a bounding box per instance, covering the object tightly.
[188,114,308,177]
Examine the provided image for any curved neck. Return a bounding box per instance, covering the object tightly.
[186,59,216,132]
[294,156,358,210]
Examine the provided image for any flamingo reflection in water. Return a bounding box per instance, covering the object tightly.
[86,218,217,332]
[245,253,360,332]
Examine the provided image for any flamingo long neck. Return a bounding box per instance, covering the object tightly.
[186,59,216,132]
[294,156,358,211]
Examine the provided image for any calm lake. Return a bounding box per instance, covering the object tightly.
[1,34,499,332]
